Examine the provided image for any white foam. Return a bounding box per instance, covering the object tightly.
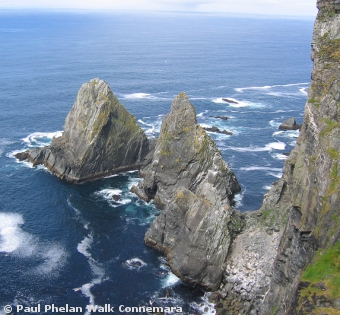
[269,120,281,128]
[0,139,13,157]
[128,177,142,190]
[78,232,106,314]
[94,189,123,201]
[272,131,284,136]
[0,212,67,275]
[271,153,288,160]
[139,117,162,138]
[197,110,209,117]
[123,257,147,270]
[190,292,216,315]
[273,129,299,139]
[235,85,271,93]
[228,141,285,152]
[267,171,283,178]
[0,213,25,253]
[77,234,93,259]
[240,166,283,172]
[161,272,181,288]
[234,191,244,208]
[212,97,264,108]
[235,82,309,93]
[103,174,119,179]
[36,244,68,275]
[122,93,160,100]
[263,185,272,190]
[138,119,153,127]
[22,131,63,148]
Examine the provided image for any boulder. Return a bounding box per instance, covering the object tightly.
[278,117,301,131]
[16,78,149,183]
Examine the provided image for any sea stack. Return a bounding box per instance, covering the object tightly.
[16,78,149,183]
[132,93,241,290]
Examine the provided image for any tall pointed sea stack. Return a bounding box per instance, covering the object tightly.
[132,93,241,290]
[16,78,149,183]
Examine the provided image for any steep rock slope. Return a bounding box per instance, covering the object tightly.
[215,1,340,314]
[16,78,149,183]
[132,93,241,290]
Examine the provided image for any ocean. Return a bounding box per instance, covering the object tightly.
[0,11,314,314]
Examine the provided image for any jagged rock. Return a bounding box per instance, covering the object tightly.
[16,78,149,183]
[203,126,233,135]
[132,93,241,290]
[278,117,302,130]
[112,194,121,201]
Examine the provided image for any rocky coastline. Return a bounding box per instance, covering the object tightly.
[14,1,340,312]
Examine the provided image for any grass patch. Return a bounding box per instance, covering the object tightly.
[317,33,340,62]
[328,147,339,160]
[320,119,340,138]
[308,97,320,108]
[301,241,340,299]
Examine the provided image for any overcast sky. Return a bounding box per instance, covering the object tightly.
[0,0,318,17]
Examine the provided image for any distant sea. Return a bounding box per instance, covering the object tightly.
[0,11,314,315]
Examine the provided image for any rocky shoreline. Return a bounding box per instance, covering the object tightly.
[14,1,340,312]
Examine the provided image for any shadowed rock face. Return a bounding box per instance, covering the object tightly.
[215,1,340,314]
[16,78,149,183]
[132,93,241,290]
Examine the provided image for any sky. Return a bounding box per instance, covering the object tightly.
[0,0,318,17]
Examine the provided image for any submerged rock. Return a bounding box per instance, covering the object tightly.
[132,93,241,290]
[222,98,238,104]
[210,115,228,121]
[16,78,149,183]
[203,126,233,135]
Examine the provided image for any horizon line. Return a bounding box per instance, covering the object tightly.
[0,7,317,19]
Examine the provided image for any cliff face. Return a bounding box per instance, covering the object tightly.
[132,93,241,290]
[16,79,149,183]
[215,1,340,314]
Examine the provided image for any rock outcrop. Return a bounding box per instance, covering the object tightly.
[278,117,302,130]
[16,79,149,183]
[215,1,340,314]
[132,93,241,290]
[203,126,233,135]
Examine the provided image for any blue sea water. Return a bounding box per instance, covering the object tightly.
[0,11,314,314]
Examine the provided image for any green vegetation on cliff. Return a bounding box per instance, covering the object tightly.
[298,241,340,314]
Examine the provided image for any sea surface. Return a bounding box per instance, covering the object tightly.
[0,11,314,314]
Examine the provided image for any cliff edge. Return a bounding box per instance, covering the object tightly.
[214,1,340,314]
[16,78,149,183]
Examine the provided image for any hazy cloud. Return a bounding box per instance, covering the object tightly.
[0,0,317,16]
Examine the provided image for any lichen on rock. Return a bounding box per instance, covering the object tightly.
[215,1,340,314]
[132,93,241,290]
[16,78,149,183]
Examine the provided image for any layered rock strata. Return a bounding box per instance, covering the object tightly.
[215,1,340,314]
[16,79,149,183]
[132,93,241,290]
